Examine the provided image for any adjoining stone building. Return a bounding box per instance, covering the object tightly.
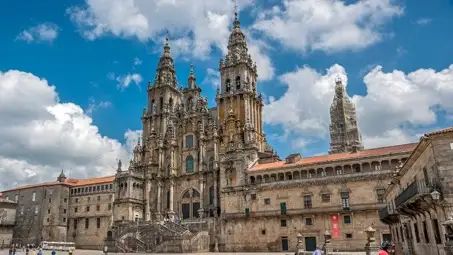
[379,126,453,255]
[1,171,114,249]
[0,194,17,247]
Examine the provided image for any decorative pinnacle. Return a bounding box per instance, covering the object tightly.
[163,35,170,55]
[233,2,240,29]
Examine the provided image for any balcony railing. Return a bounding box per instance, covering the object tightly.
[394,179,435,208]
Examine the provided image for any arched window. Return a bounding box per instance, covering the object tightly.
[185,155,194,173]
[209,156,214,170]
[209,186,214,205]
[225,79,231,92]
[235,76,241,89]
[169,98,173,111]
[151,99,156,113]
[187,97,194,111]
[185,135,194,148]
[181,188,201,219]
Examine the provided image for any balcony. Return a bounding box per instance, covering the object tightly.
[394,178,439,216]
[379,204,399,225]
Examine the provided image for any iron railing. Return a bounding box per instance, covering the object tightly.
[394,179,436,208]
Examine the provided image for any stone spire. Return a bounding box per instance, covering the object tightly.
[153,37,177,88]
[329,77,364,154]
[187,64,196,89]
[223,7,254,70]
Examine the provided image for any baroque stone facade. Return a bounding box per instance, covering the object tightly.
[380,127,453,255]
[0,11,441,253]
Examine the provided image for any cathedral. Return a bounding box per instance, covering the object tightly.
[113,11,268,223]
[2,10,417,253]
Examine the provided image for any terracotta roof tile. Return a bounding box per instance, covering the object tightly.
[426,126,453,136]
[249,143,417,172]
[1,175,115,192]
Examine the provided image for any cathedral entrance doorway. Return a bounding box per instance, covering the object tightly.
[181,188,201,219]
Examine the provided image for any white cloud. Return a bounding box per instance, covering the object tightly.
[16,23,59,43]
[111,73,143,91]
[415,18,432,25]
[263,64,453,150]
[66,0,275,81]
[86,97,112,116]
[133,57,142,66]
[252,0,403,53]
[202,68,221,90]
[0,70,137,190]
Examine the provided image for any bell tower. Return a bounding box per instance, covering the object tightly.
[216,10,265,154]
[329,77,364,154]
[217,9,265,188]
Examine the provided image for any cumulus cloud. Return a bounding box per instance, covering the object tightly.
[0,70,135,190]
[66,0,275,81]
[252,0,403,53]
[263,64,453,150]
[16,23,59,43]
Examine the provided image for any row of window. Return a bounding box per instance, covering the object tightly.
[72,218,102,229]
[74,204,112,213]
[224,76,256,93]
[71,184,113,195]
[73,195,113,203]
[255,192,350,210]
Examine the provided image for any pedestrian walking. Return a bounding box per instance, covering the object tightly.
[51,249,56,255]
[8,247,12,255]
[103,245,108,255]
[37,249,43,255]
[26,246,29,255]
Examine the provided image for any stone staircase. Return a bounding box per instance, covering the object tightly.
[112,220,208,253]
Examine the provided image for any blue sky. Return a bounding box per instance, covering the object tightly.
[1,0,453,188]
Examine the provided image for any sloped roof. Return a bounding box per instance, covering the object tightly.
[250,143,417,172]
[2,175,115,193]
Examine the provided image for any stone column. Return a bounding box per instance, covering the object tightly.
[213,138,219,169]
[155,180,162,221]
[144,177,151,221]
[198,176,205,218]
[168,179,175,222]
[198,141,204,172]
[158,147,163,172]
[213,171,218,208]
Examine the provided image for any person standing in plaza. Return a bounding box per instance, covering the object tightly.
[25,245,29,255]
[312,247,322,255]
[51,249,56,255]
[103,245,108,255]
[37,249,43,255]
[379,243,390,255]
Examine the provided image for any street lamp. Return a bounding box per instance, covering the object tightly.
[324,230,331,244]
[365,226,376,243]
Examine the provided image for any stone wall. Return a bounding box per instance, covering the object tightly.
[68,187,114,249]
[221,174,392,252]
[0,199,17,247]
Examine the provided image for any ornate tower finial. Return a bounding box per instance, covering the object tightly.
[188,64,196,89]
[233,2,240,29]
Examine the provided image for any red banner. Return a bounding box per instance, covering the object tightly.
[331,214,341,238]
